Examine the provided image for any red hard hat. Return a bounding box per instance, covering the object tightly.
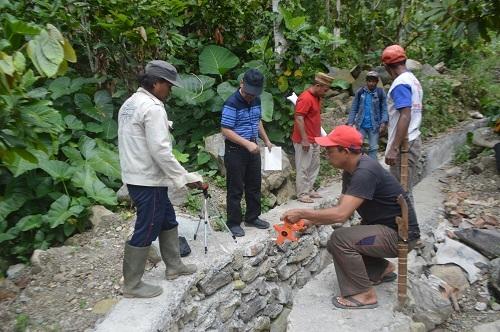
[381,45,407,64]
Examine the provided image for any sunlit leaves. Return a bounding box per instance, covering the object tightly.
[199,45,239,76]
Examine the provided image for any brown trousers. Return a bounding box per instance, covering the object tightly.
[389,136,421,205]
[327,224,400,297]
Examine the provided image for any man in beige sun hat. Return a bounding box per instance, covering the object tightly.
[291,72,334,203]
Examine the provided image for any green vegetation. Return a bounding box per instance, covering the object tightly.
[0,0,498,269]
[14,314,29,332]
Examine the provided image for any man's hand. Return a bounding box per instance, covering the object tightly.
[385,146,399,166]
[379,123,387,135]
[186,181,204,189]
[301,138,311,152]
[281,209,306,223]
[264,140,273,152]
[246,141,259,154]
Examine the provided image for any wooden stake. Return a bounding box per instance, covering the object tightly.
[397,135,410,306]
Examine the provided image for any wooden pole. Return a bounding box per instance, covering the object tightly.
[396,135,410,306]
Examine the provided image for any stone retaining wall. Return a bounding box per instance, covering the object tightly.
[167,226,334,331]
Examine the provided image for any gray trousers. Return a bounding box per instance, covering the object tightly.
[389,137,421,205]
[327,225,399,297]
[293,142,320,197]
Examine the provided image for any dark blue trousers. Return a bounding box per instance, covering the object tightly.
[127,184,178,247]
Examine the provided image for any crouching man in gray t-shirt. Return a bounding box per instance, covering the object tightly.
[282,125,420,310]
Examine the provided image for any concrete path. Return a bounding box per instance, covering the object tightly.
[287,170,445,332]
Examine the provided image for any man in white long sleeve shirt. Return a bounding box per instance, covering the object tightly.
[118,60,202,298]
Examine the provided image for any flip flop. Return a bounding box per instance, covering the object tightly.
[297,195,314,203]
[373,272,397,285]
[332,296,378,309]
[309,192,322,198]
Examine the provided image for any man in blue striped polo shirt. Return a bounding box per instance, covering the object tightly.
[221,69,273,237]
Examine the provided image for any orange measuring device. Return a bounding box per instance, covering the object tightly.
[273,219,307,244]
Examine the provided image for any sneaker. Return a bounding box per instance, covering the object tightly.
[244,218,270,229]
[228,224,245,237]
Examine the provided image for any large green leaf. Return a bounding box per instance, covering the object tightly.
[48,77,72,99]
[20,100,64,134]
[94,90,114,118]
[26,29,63,78]
[16,214,44,232]
[38,159,75,181]
[64,114,84,130]
[61,146,83,163]
[0,232,16,244]
[0,53,15,76]
[74,93,107,121]
[216,81,237,101]
[62,38,77,63]
[2,148,38,177]
[260,91,274,122]
[0,191,27,221]
[78,135,96,160]
[71,166,117,205]
[12,51,26,73]
[6,16,40,36]
[44,194,84,228]
[100,118,118,140]
[172,74,216,105]
[199,45,239,76]
[88,139,121,179]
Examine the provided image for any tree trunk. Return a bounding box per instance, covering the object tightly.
[272,0,287,72]
[333,0,341,39]
[396,0,406,44]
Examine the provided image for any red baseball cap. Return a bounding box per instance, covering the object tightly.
[315,125,363,150]
[381,44,407,64]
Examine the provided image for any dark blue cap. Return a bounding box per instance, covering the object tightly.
[242,69,264,96]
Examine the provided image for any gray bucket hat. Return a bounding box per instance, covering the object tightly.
[145,60,183,87]
[366,71,379,79]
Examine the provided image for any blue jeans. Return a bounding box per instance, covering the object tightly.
[127,184,178,247]
[358,127,379,160]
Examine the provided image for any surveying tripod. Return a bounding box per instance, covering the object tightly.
[193,184,237,254]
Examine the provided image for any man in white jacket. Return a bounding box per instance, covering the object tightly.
[118,60,202,298]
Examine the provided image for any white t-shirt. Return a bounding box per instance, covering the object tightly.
[385,71,423,156]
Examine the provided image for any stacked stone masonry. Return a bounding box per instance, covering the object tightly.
[169,226,333,331]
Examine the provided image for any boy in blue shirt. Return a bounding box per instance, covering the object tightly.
[347,71,388,160]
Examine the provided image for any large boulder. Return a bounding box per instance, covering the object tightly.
[421,64,440,77]
[454,229,500,259]
[406,59,422,72]
[409,274,453,330]
[429,264,470,297]
[327,67,355,84]
[489,258,500,302]
[373,66,392,85]
[435,238,489,283]
[89,205,114,227]
[261,147,295,205]
[204,133,226,175]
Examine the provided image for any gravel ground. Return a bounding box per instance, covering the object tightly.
[435,152,500,331]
